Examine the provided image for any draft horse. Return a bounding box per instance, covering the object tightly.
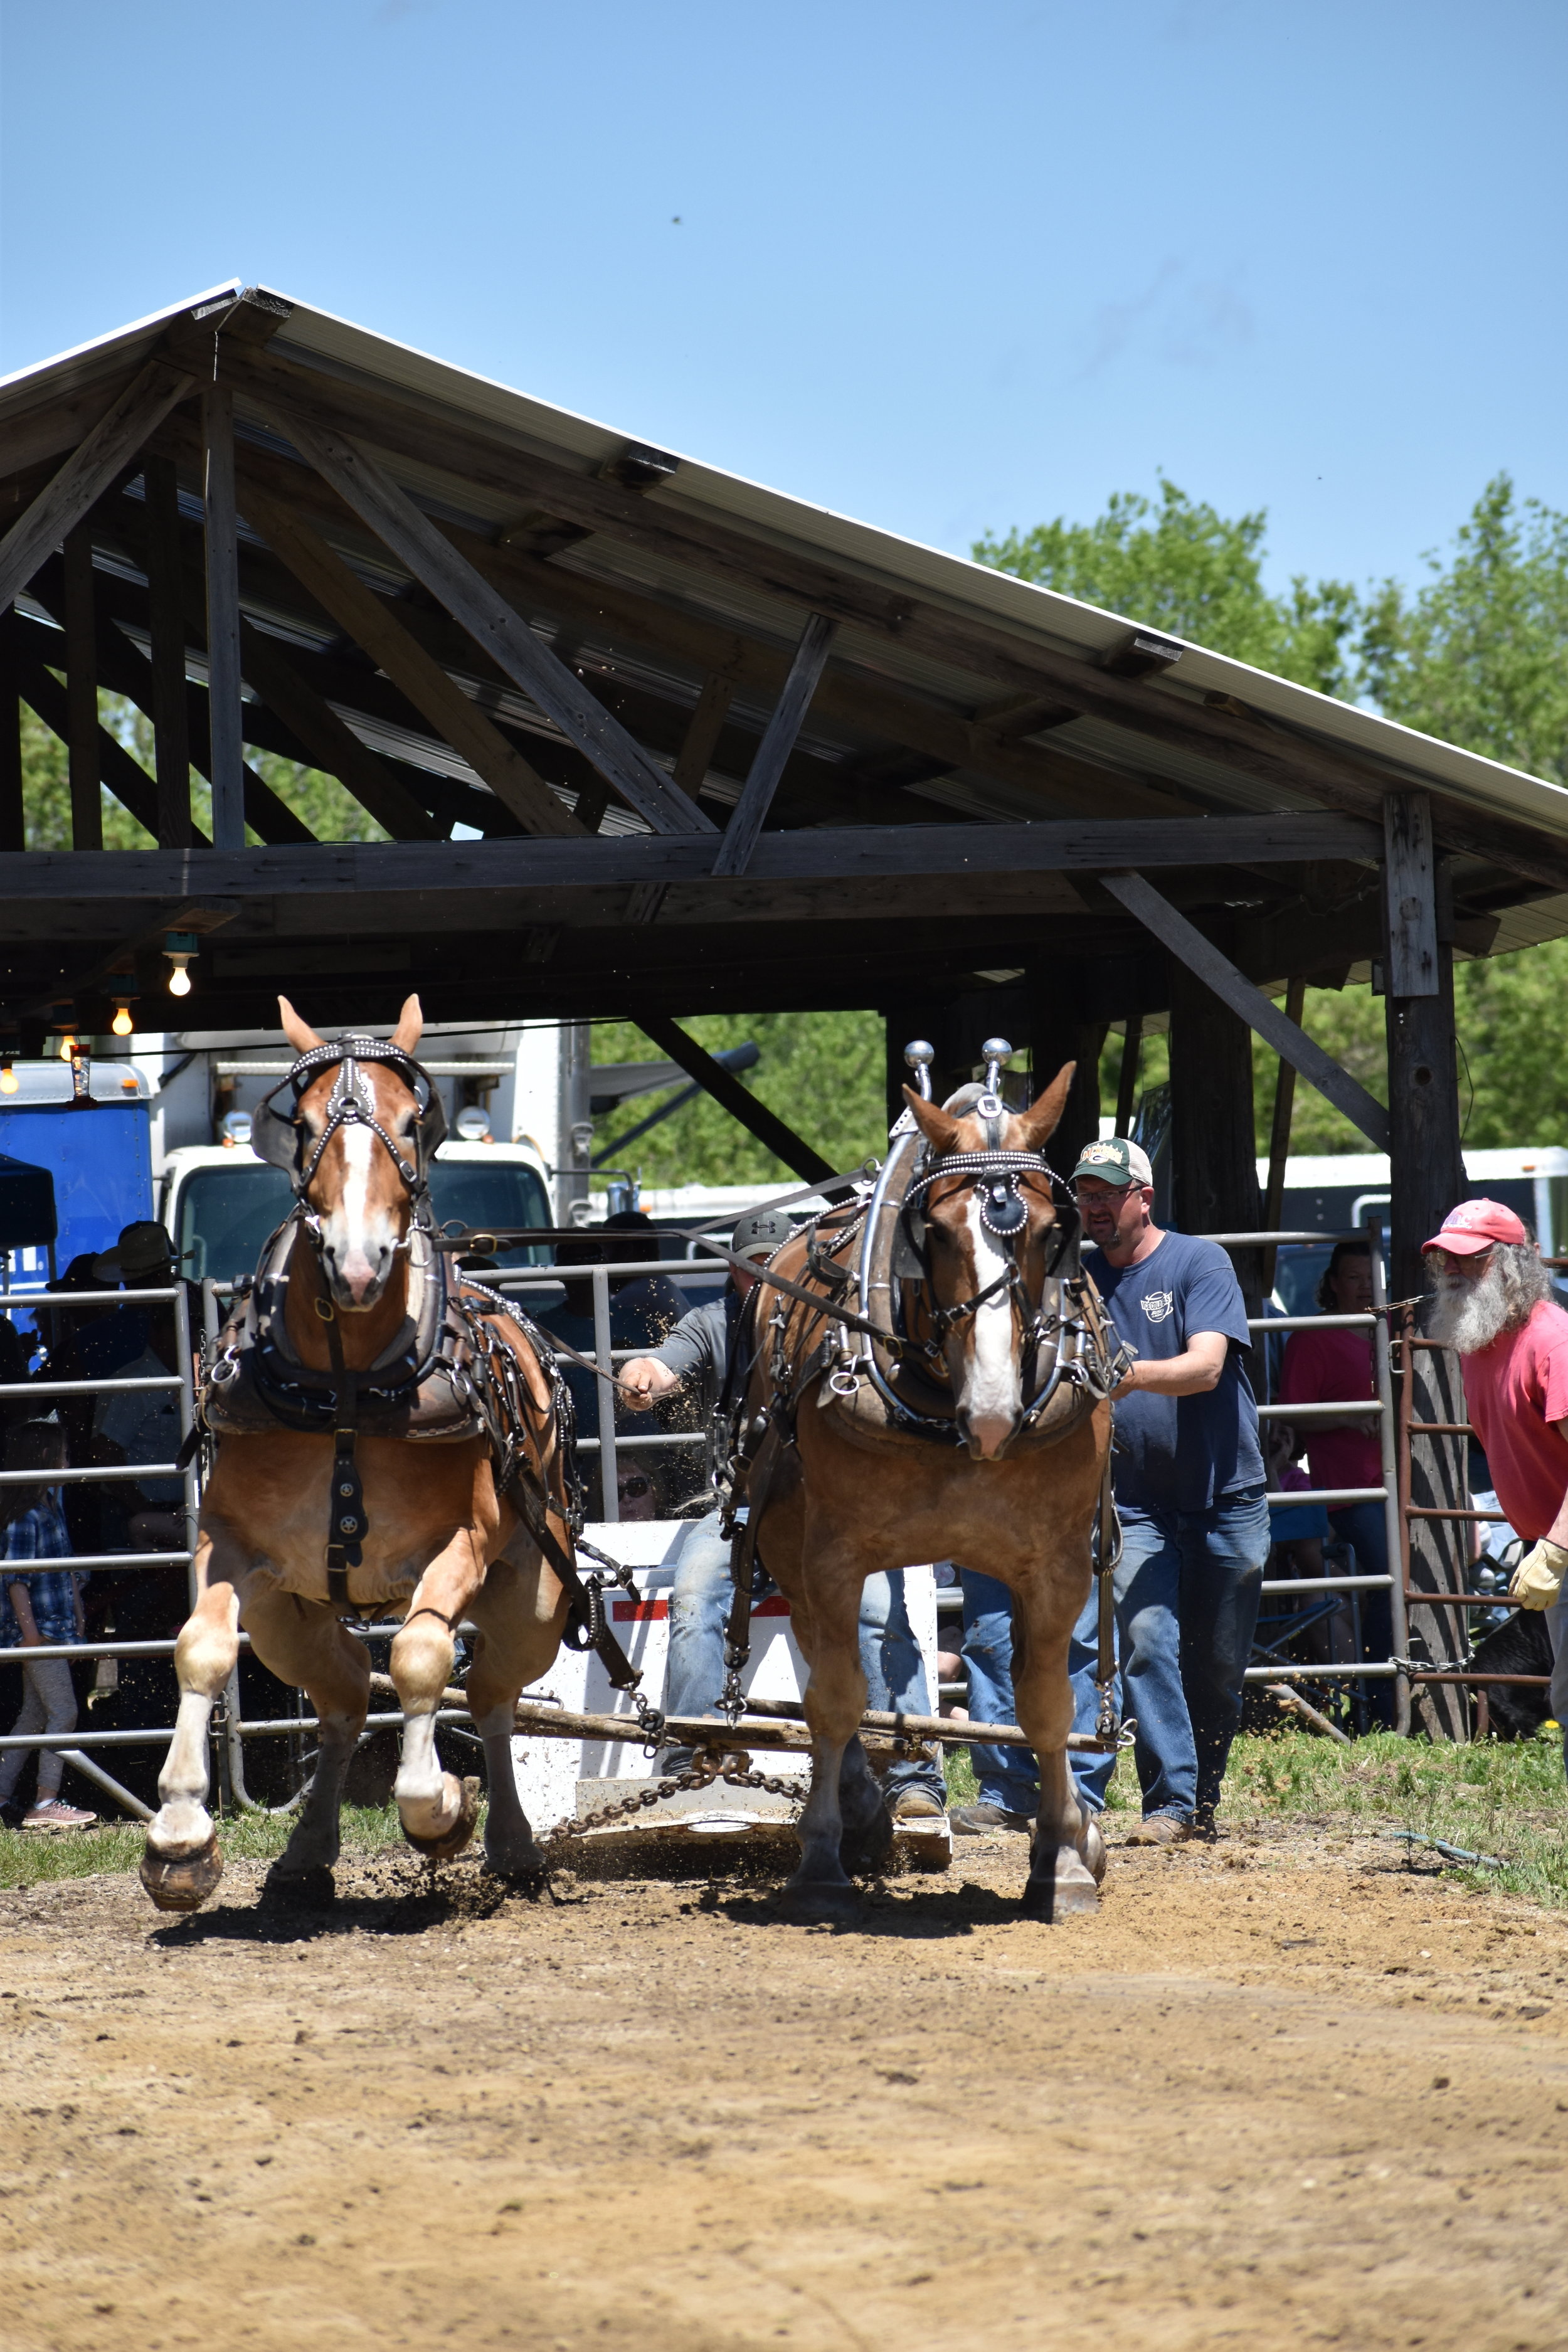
[142,996,579,1910]
[727,1043,1125,1920]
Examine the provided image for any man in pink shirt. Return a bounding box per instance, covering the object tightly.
[1422,1199,1568,1756]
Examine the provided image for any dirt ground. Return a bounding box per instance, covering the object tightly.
[3,1818,1567,2352]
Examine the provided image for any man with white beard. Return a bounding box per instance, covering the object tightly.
[1422,1199,1568,1761]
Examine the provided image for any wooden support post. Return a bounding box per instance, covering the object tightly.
[1113,1010,1142,1137]
[61,523,101,851]
[0,618,23,852]
[1384,791,1468,1737]
[201,384,245,850]
[712,615,836,876]
[1025,967,1104,1176]
[672,673,735,800]
[1261,973,1305,1291]
[143,456,192,849]
[1168,959,1263,1301]
[635,1014,836,1185]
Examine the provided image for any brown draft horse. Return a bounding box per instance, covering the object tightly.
[141,997,574,1910]
[735,1060,1115,1920]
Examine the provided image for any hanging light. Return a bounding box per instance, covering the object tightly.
[163,932,198,997]
[57,1032,77,1062]
[111,998,135,1038]
[0,1032,18,1096]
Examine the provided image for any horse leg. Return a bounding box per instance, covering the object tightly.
[785,1542,878,1911]
[241,1589,371,1885]
[1009,1575,1101,1922]
[140,1527,241,1913]
[463,1538,568,1882]
[391,1527,486,1859]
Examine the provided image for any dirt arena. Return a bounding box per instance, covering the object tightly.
[3,1820,1566,2352]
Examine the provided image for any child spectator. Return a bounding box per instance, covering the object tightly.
[0,1422,97,1831]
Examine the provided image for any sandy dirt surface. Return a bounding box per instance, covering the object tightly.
[3,1819,1567,2352]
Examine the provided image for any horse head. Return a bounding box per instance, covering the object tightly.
[277,993,430,1310]
[901,1062,1076,1462]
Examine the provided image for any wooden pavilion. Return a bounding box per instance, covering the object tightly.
[4,278,1568,1311]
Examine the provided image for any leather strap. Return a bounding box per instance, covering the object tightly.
[320,1307,368,1608]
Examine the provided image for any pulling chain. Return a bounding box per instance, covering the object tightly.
[541,1747,802,1850]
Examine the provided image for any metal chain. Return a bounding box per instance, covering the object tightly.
[541,1748,802,1850]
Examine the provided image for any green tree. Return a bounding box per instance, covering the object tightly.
[974,476,1362,695]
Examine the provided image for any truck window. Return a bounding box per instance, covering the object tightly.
[175,1156,553,1286]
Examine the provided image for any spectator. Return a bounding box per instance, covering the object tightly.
[619,1209,949,1828]
[1067,1136,1269,1844]
[0,1422,97,1831]
[1422,1200,1568,1771]
[1276,1240,1392,1705]
[615,1456,660,1523]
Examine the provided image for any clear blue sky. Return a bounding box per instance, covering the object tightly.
[3,0,1564,603]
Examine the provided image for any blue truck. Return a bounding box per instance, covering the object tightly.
[0,1060,154,1300]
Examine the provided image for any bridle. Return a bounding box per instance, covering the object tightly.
[250,1036,448,1211]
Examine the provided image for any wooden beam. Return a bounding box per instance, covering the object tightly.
[0,618,23,852]
[1099,870,1391,1151]
[713,614,836,877]
[201,384,245,849]
[102,494,433,844]
[257,403,716,837]
[142,455,191,848]
[6,632,206,847]
[1261,973,1305,1290]
[0,359,195,612]
[1168,960,1264,1301]
[61,524,101,851]
[671,673,735,798]
[1113,1010,1142,1137]
[634,1013,835,1185]
[1384,790,1439,997]
[237,482,583,839]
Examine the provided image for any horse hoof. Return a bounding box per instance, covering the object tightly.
[484,1843,546,1888]
[1020,1873,1099,1922]
[402,1774,480,1862]
[1083,1814,1108,1885]
[779,1876,862,1923]
[139,1833,223,1914]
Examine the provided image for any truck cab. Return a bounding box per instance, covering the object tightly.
[160,1135,556,1287]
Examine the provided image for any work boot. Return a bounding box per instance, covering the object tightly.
[950,1802,1034,1835]
[889,1786,947,1823]
[1123,1811,1194,1848]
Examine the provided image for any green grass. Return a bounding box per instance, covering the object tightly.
[0,1803,404,1890]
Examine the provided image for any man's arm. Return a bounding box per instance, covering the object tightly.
[1113,1330,1229,1401]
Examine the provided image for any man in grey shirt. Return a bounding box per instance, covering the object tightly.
[620,1209,948,1822]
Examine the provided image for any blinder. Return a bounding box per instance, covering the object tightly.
[251,1035,448,1200]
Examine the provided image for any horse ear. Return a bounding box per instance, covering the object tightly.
[277,996,324,1055]
[903,1086,966,1154]
[389,994,424,1052]
[1015,1061,1076,1150]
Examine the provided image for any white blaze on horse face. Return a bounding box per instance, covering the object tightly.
[322,1121,393,1305]
[960,1192,1020,1459]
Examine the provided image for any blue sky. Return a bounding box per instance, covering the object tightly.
[3,0,1564,601]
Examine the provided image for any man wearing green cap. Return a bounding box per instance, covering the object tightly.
[957,1136,1267,1845]
[621,1209,949,1826]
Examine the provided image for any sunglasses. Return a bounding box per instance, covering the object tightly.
[617,1474,652,1501]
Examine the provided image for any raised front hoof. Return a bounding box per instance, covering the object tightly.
[1020,1872,1100,1922]
[401,1774,480,1863]
[778,1873,862,1924]
[139,1834,223,1914]
[262,1863,337,1909]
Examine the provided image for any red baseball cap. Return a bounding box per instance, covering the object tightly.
[1421,1198,1528,1258]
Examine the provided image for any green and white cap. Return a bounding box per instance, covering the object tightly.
[1071,1136,1154,1189]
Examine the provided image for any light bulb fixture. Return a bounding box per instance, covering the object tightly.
[57,1032,77,1062]
[111,998,135,1037]
[0,1065,16,1095]
[163,932,198,998]
[0,1016,18,1095]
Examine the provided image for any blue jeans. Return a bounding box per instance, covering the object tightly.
[959,1570,1044,1814]
[1069,1486,1271,1821]
[663,1511,944,1800]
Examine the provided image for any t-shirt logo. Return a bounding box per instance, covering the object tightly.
[1141,1289,1175,1324]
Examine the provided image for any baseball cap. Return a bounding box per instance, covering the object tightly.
[1071,1136,1155,1190]
[1421,1198,1528,1258]
[731,1207,794,1264]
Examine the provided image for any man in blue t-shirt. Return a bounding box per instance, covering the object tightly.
[1064,1135,1269,1843]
